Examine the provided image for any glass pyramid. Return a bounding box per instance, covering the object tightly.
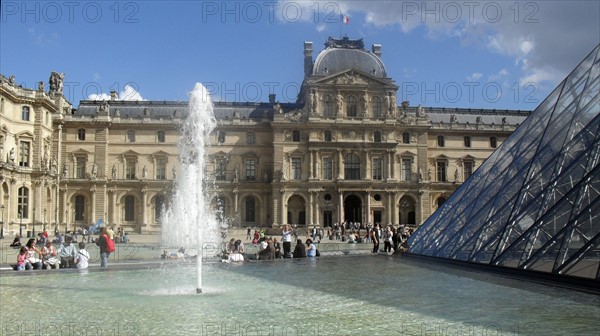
[407,44,600,281]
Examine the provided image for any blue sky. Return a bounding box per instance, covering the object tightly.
[1,1,598,110]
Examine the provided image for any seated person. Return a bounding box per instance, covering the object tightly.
[257,238,274,260]
[347,233,356,243]
[57,236,77,268]
[75,242,90,269]
[41,241,60,269]
[10,235,21,248]
[306,239,317,257]
[293,239,306,258]
[25,238,42,270]
[122,232,129,244]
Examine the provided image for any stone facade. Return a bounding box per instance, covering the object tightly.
[0,38,529,234]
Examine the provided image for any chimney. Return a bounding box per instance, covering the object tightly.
[269,94,276,104]
[110,90,118,101]
[304,41,313,76]
[372,44,382,58]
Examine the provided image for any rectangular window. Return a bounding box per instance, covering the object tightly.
[216,159,226,181]
[156,158,166,180]
[127,130,136,143]
[157,131,165,143]
[76,157,86,178]
[323,157,333,180]
[126,158,136,179]
[372,158,382,180]
[19,141,30,167]
[78,129,86,141]
[402,159,412,181]
[437,161,447,182]
[217,131,225,143]
[292,157,302,180]
[18,187,29,219]
[402,132,410,144]
[247,132,255,145]
[245,159,256,181]
[21,106,30,121]
[464,161,474,180]
[490,137,498,148]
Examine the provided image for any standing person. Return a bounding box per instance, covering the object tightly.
[383,226,393,253]
[282,224,292,258]
[75,242,90,269]
[370,227,380,254]
[246,226,251,240]
[273,238,282,259]
[96,227,112,268]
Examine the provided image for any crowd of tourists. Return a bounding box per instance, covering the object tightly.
[11,226,118,271]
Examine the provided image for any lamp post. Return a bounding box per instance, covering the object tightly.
[32,207,36,237]
[65,210,68,234]
[43,208,47,232]
[0,205,5,239]
[18,208,23,238]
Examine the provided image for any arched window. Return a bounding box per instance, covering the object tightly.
[346,95,357,117]
[245,196,256,222]
[124,195,135,221]
[324,95,334,116]
[344,153,361,180]
[75,195,85,221]
[437,197,447,208]
[371,96,382,118]
[374,131,382,143]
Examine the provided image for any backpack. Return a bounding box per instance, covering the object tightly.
[104,234,115,252]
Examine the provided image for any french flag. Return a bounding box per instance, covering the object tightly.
[341,14,350,24]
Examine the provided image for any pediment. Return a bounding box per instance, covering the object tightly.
[120,150,140,156]
[312,69,392,87]
[151,150,170,156]
[71,148,92,155]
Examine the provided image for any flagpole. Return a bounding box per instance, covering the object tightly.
[339,14,342,39]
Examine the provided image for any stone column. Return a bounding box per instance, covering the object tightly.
[392,191,398,226]
[111,189,117,225]
[365,191,371,226]
[308,149,314,179]
[337,149,343,180]
[233,188,239,226]
[389,150,396,179]
[308,191,314,227]
[280,190,286,225]
[141,188,148,233]
[338,190,344,224]
[90,187,96,227]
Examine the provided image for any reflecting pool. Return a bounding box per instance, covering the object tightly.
[1,255,598,335]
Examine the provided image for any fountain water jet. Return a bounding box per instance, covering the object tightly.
[161,82,221,294]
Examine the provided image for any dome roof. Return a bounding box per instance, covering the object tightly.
[312,40,386,78]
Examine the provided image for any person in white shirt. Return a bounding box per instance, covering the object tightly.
[75,242,90,269]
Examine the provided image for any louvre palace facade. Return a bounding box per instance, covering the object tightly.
[0,37,529,235]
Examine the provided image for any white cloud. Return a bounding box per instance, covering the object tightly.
[488,69,508,82]
[28,27,59,47]
[316,23,326,32]
[467,72,483,81]
[88,84,145,101]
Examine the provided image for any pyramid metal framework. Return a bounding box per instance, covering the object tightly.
[407,45,600,281]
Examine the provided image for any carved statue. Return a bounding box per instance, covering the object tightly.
[172,166,177,179]
[417,105,426,118]
[49,72,64,94]
[502,117,507,125]
[91,162,98,178]
[282,155,289,181]
[274,103,283,115]
[142,166,147,178]
[450,115,458,123]
[427,169,432,181]
[335,93,343,115]
[387,92,396,115]
[51,157,57,174]
[98,100,109,116]
[233,168,239,182]
[9,148,15,163]
[417,166,423,182]
[454,167,461,182]
[63,165,68,178]
[307,89,317,114]
[361,93,368,116]
[476,116,482,124]
[38,81,44,92]
[8,75,16,85]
